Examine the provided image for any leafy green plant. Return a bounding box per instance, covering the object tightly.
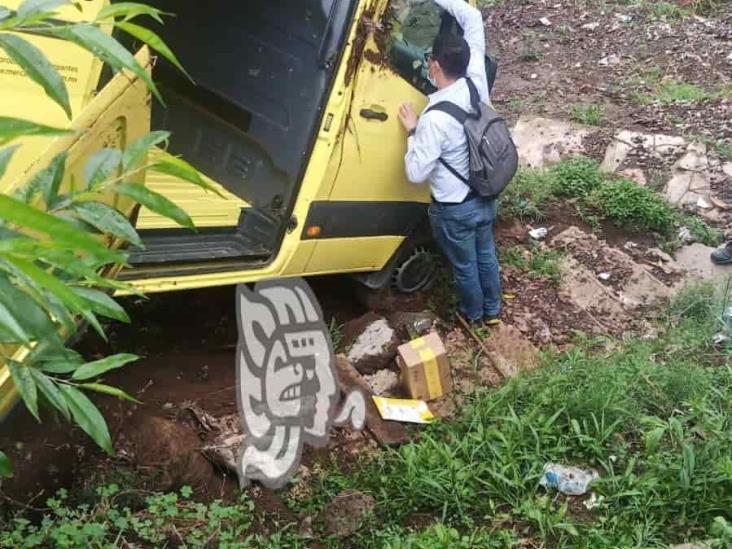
[548,157,606,197]
[589,178,676,233]
[499,167,553,222]
[0,485,265,548]
[569,104,603,126]
[500,246,562,285]
[0,2,210,469]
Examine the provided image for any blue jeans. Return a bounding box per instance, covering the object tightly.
[428,197,502,322]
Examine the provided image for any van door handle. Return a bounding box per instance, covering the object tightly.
[359,108,388,122]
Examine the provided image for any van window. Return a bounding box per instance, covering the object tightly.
[385,0,446,94]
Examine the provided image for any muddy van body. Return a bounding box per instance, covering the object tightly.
[0,0,484,418]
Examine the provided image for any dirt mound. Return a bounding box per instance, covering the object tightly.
[122,416,219,496]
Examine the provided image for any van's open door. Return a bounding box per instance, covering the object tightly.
[0,46,153,420]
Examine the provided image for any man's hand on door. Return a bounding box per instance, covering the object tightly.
[398,103,418,133]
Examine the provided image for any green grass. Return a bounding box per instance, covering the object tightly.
[289,284,732,548]
[501,246,563,286]
[636,80,718,105]
[569,104,604,126]
[4,286,732,548]
[500,156,720,246]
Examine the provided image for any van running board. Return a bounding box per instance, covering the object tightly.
[128,230,273,265]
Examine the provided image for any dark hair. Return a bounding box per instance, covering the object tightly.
[431,33,470,79]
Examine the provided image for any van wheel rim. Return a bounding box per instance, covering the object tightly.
[392,247,435,294]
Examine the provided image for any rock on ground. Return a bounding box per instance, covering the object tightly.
[343,312,400,375]
[361,369,401,397]
[550,227,680,332]
[484,323,540,378]
[511,117,590,168]
[675,244,732,283]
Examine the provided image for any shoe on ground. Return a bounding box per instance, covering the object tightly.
[484,315,502,327]
[711,242,732,265]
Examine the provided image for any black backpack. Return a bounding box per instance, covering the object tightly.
[427,78,518,199]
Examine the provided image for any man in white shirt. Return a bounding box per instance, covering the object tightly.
[397,0,501,325]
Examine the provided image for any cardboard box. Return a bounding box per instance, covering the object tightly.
[397,332,452,401]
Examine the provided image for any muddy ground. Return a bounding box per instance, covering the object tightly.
[1,0,731,538]
[489,0,731,143]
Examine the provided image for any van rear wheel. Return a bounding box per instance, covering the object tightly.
[391,246,436,293]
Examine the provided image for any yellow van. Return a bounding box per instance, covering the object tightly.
[1,0,492,418]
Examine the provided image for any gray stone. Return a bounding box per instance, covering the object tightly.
[361,369,400,397]
[675,244,732,283]
[512,117,590,169]
[601,130,686,173]
[344,313,400,375]
[618,168,647,186]
[387,310,437,340]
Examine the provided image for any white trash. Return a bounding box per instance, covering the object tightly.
[529,227,549,240]
[540,463,599,496]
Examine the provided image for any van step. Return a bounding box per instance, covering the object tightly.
[129,230,272,265]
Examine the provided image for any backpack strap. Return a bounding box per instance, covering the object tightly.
[424,101,471,185]
[426,101,469,124]
[465,77,481,111]
[423,102,469,185]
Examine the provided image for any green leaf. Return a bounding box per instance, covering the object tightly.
[72,287,130,323]
[47,24,162,103]
[16,151,66,206]
[8,362,39,421]
[0,450,12,478]
[114,183,193,229]
[5,256,107,339]
[31,344,84,374]
[59,384,114,455]
[0,301,30,343]
[84,148,122,189]
[116,21,190,79]
[17,0,69,18]
[70,202,142,248]
[0,194,121,262]
[79,383,141,404]
[150,156,222,196]
[72,353,138,381]
[122,130,169,171]
[0,117,70,146]
[30,368,70,421]
[0,7,11,21]
[95,2,165,24]
[0,275,57,341]
[0,33,71,117]
[0,145,20,179]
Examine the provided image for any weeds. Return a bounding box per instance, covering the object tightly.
[296,285,732,548]
[329,318,344,352]
[569,104,604,126]
[589,178,677,234]
[0,486,300,548]
[637,80,717,105]
[499,168,553,222]
[501,246,563,286]
[500,157,719,247]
